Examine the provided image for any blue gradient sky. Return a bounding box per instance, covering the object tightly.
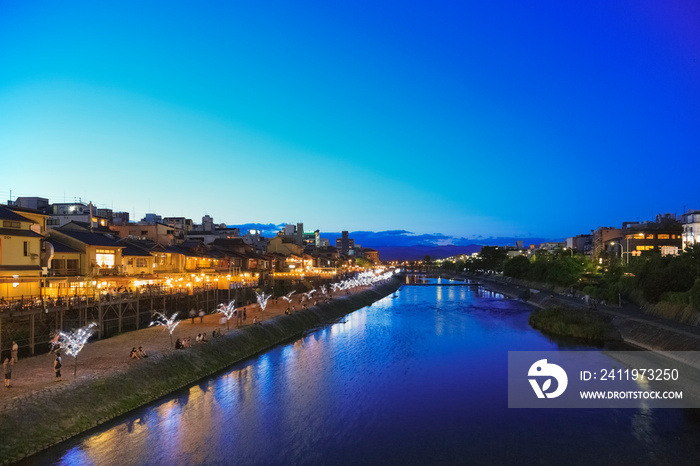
[1,1,699,240]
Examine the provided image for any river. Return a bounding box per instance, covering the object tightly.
[24,279,700,465]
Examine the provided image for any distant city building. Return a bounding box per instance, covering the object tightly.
[277,223,305,246]
[11,197,49,211]
[141,213,162,224]
[538,242,566,252]
[112,211,130,226]
[96,208,113,221]
[566,234,593,256]
[336,231,355,255]
[202,215,214,232]
[163,217,194,232]
[360,248,380,264]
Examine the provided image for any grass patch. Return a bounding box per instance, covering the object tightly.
[529,307,618,341]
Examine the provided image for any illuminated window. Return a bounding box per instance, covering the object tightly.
[634,233,645,239]
[636,245,654,251]
[646,234,654,239]
[95,249,115,268]
[658,234,669,240]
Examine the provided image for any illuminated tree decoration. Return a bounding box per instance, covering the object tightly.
[281,291,296,303]
[301,289,316,302]
[150,311,181,349]
[216,300,236,330]
[256,291,272,314]
[55,322,98,379]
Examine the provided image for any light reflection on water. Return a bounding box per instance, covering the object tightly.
[26,281,700,466]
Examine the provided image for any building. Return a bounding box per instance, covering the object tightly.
[112,211,130,226]
[141,213,162,224]
[0,206,47,296]
[118,241,155,277]
[267,235,303,257]
[336,231,354,256]
[45,202,110,230]
[592,227,622,260]
[163,217,194,232]
[110,222,183,246]
[681,209,700,251]
[538,242,566,252]
[45,227,125,277]
[277,223,304,246]
[566,234,593,256]
[302,230,320,247]
[10,197,50,211]
[608,214,683,263]
[359,248,380,265]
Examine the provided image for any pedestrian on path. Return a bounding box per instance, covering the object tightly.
[54,352,62,382]
[3,357,12,388]
[11,340,18,363]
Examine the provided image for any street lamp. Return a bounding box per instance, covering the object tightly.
[609,241,628,265]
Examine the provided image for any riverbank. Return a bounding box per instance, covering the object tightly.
[0,276,402,465]
[462,273,700,353]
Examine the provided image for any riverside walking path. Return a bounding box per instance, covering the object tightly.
[0,290,355,405]
[468,273,700,352]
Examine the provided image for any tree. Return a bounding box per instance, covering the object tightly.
[355,257,372,268]
[503,255,530,279]
[479,246,509,273]
[55,322,97,379]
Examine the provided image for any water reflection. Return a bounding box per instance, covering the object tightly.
[26,281,700,465]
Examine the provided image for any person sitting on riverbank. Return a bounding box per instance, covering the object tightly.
[201,332,208,343]
[130,347,141,359]
[137,346,148,358]
[175,338,184,349]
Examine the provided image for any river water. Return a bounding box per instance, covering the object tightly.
[26,279,700,465]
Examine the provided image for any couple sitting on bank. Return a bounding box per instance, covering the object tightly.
[130,346,148,359]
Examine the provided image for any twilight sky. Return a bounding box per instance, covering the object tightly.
[1,1,699,240]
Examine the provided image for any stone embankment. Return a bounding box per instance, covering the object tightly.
[463,273,700,354]
[0,277,402,465]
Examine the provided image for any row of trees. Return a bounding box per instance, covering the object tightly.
[438,245,700,313]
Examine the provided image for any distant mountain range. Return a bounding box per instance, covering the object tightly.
[228,224,562,262]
